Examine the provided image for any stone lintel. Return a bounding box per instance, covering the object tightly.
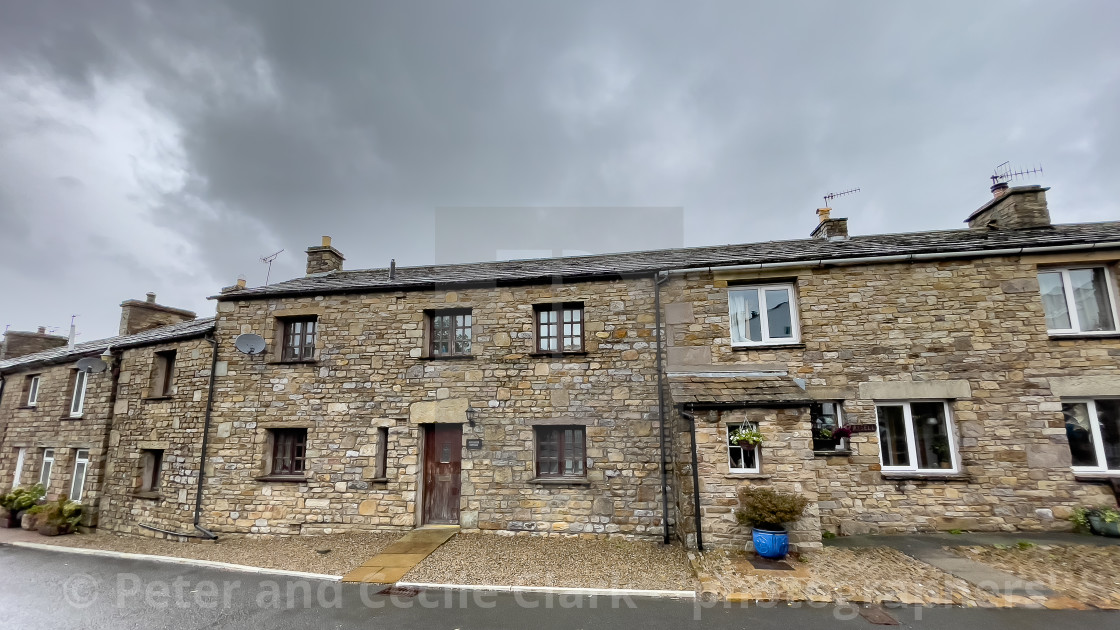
[408,398,469,423]
[857,380,971,401]
[1048,375,1120,398]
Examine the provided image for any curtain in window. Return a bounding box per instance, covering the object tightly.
[1070,269,1115,332]
[729,289,761,343]
[1038,271,1071,330]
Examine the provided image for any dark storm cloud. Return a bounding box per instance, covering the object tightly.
[1,0,1119,337]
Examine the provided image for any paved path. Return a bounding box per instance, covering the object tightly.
[828,531,1118,598]
[4,544,1119,629]
[341,525,458,584]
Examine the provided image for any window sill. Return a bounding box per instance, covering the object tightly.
[528,351,589,358]
[1048,332,1120,340]
[268,359,318,365]
[880,472,969,481]
[731,343,805,351]
[132,491,161,500]
[60,416,83,421]
[419,355,475,361]
[814,450,852,457]
[1073,473,1120,481]
[16,405,38,410]
[529,477,591,486]
[142,396,173,402]
[725,472,770,480]
[255,475,308,483]
[367,477,389,484]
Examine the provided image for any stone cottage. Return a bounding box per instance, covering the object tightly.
[0,295,214,531]
[1,182,1118,552]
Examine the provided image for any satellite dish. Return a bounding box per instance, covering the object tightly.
[75,357,108,374]
[234,333,267,355]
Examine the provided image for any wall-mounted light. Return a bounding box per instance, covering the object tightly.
[100,347,115,366]
[466,407,479,427]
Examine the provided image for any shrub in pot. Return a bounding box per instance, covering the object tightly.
[27,498,83,537]
[1071,506,1120,538]
[734,487,809,559]
[0,484,45,528]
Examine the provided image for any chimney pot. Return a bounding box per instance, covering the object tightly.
[236,277,247,289]
[816,207,831,221]
[146,292,157,303]
[322,235,332,247]
[37,326,46,334]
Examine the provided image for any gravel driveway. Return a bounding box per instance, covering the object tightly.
[954,544,1120,609]
[34,530,398,576]
[404,533,697,591]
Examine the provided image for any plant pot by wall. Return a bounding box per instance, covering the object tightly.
[751,527,790,559]
[1088,514,1120,538]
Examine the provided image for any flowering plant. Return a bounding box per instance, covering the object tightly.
[728,426,764,446]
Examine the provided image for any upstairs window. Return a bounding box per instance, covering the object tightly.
[876,401,958,473]
[269,428,307,477]
[535,426,585,478]
[535,303,584,353]
[280,317,317,362]
[69,370,88,418]
[1038,267,1117,335]
[149,350,177,397]
[729,284,800,346]
[430,309,472,357]
[1063,399,1120,474]
[24,375,41,406]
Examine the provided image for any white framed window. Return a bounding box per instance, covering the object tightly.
[69,370,88,417]
[875,401,959,473]
[726,422,760,473]
[13,447,27,489]
[26,375,40,406]
[1037,267,1118,335]
[40,448,55,488]
[70,449,89,502]
[1063,399,1120,474]
[729,284,800,346]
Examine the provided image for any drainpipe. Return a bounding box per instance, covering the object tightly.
[94,347,123,527]
[654,271,671,545]
[681,410,704,552]
[192,334,220,539]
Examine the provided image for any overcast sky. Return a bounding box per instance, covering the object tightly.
[1,0,1118,341]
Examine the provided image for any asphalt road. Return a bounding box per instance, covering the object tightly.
[1,544,1116,629]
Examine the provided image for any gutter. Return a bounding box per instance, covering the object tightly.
[680,411,704,552]
[654,271,671,545]
[665,240,1120,276]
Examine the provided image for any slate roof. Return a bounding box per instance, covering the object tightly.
[216,221,1120,300]
[667,372,813,407]
[0,317,215,373]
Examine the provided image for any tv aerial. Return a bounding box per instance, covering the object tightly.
[234,333,266,355]
[75,357,108,373]
[260,249,284,286]
[991,162,1043,187]
[823,188,860,207]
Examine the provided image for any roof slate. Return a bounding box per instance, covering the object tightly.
[667,373,812,407]
[0,317,215,373]
[216,221,1120,300]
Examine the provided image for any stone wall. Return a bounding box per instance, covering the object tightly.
[97,337,215,536]
[0,361,116,522]
[662,253,1120,540]
[204,277,670,539]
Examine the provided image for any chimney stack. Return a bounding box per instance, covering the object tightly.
[306,235,345,276]
[119,294,196,335]
[965,184,1051,229]
[0,327,68,359]
[810,207,849,240]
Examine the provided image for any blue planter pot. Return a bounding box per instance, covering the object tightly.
[752,527,789,559]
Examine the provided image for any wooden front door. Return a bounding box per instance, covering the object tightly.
[422,424,462,524]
